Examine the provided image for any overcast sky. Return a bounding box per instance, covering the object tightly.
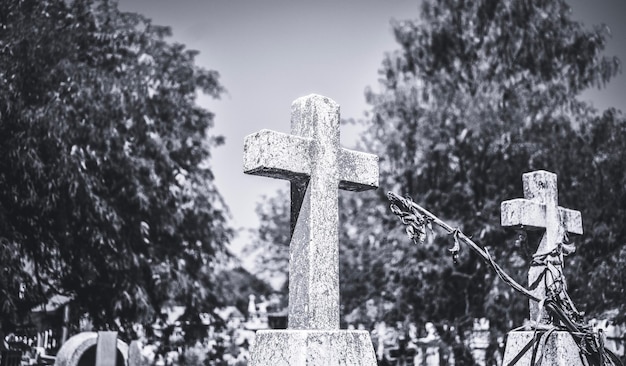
[117,0,626,257]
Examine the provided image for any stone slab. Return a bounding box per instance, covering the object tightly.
[250,330,377,366]
[95,331,118,366]
[55,332,128,366]
[502,330,583,365]
[128,341,143,366]
[243,94,379,330]
[289,183,339,329]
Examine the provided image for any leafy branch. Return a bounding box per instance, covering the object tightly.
[388,191,539,303]
[387,191,622,366]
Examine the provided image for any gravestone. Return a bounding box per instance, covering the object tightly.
[95,332,118,366]
[415,322,440,366]
[500,170,584,365]
[468,318,490,366]
[55,332,128,366]
[243,94,378,365]
[605,322,624,358]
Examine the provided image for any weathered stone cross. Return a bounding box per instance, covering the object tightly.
[243,94,379,330]
[501,170,582,323]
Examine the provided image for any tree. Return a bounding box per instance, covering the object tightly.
[340,0,622,335]
[564,109,626,318]
[0,0,231,329]
[244,190,290,290]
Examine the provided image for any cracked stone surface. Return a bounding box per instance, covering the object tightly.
[54,332,128,366]
[502,331,584,365]
[250,330,377,366]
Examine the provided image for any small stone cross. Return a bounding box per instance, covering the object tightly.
[243,94,379,330]
[501,170,582,323]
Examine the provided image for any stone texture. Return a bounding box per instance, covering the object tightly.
[243,95,378,365]
[502,331,584,365]
[288,95,340,330]
[243,129,312,181]
[338,149,379,191]
[500,170,583,323]
[243,94,378,330]
[55,332,128,366]
[95,331,118,366]
[250,330,377,366]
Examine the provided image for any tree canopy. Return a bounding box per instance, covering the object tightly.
[345,0,623,331]
[0,0,231,329]
[244,191,290,290]
[252,0,624,339]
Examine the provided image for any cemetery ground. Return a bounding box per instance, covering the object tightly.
[4,294,624,366]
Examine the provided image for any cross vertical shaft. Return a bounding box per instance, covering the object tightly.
[289,96,341,329]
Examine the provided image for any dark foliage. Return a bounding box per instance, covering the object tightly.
[0,0,232,329]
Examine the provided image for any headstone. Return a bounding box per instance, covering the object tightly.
[500,170,584,365]
[243,94,378,365]
[257,295,269,317]
[54,332,128,366]
[95,332,118,366]
[468,318,490,366]
[416,322,440,366]
[248,294,257,319]
[127,341,143,366]
[372,321,387,361]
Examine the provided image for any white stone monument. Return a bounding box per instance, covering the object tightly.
[416,322,440,366]
[54,332,129,366]
[243,94,378,365]
[468,318,490,366]
[500,170,584,365]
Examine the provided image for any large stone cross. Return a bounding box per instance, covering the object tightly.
[501,170,582,323]
[243,94,379,330]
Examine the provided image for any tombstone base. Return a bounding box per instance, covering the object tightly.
[250,329,377,366]
[502,330,583,366]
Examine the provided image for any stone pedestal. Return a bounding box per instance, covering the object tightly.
[250,330,377,366]
[502,331,583,365]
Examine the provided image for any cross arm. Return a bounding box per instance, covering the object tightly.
[501,199,583,234]
[338,148,379,191]
[243,129,311,181]
[559,207,583,235]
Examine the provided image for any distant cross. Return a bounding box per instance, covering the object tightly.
[243,94,379,329]
[501,170,583,323]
